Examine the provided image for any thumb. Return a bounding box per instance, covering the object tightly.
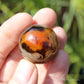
[8,59,38,84]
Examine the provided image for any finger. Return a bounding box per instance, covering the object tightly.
[37,50,69,84]
[0,46,23,82]
[33,8,57,27]
[0,13,33,69]
[44,50,69,84]
[53,26,67,49]
[8,59,38,84]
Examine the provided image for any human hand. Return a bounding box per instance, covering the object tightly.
[0,8,69,84]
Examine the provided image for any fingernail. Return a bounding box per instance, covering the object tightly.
[9,59,37,84]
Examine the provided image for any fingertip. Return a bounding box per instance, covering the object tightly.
[53,26,67,49]
[33,8,57,27]
[13,12,32,18]
[2,12,33,28]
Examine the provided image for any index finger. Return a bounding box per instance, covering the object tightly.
[0,13,33,69]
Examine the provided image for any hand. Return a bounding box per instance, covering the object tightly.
[0,8,69,84]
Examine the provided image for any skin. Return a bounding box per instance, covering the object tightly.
[0,8,69,84]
